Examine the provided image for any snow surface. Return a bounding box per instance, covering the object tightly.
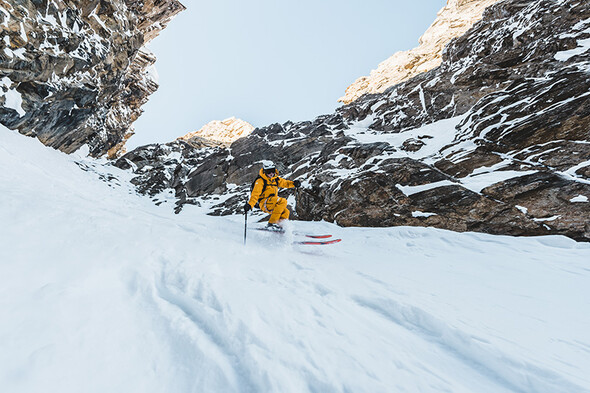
[2,125,590,393]
[555,26,590,62]
[570,195,589,203]
[0,77,26,117]
[345,116,462,163]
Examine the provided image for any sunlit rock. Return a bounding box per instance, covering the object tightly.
[178,117,255,147]
[339,0,501,104]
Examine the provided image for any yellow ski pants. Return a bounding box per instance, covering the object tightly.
[261,196,290,224]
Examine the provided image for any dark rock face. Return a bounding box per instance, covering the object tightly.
[118,0,590,241]
[0,0,185,157]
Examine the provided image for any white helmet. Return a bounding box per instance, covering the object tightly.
[261,160,276,170]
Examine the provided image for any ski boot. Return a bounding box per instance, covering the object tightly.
[266,223,285,233]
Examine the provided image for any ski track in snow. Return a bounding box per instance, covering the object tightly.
[153,264,262,392]
[2,126,590,393]
[352,296,587,393]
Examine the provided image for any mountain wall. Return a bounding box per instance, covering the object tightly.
[0,0,185,157]
[179,117,254,148]
[116,0,590,242]
[339,0,502,104]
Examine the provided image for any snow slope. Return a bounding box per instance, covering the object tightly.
[1,125,590,393]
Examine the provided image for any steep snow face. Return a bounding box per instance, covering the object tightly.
[3,127,590,392]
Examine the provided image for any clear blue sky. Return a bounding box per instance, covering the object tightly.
[128,0,445,149]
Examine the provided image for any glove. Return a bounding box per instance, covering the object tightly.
[293,180,301,188]
[244,203,251,213]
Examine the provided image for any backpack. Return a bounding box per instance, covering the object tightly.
[250,175,276,208]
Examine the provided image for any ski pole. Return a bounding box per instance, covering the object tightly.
[244,210,248,245]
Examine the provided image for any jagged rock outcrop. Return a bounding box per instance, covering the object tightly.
[0,0,185,157]
[179,117,254,148]
[118,0,590,241]
[114,139,225,208]
[339,0,501,104]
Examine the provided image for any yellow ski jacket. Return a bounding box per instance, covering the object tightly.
[247,168,295,209]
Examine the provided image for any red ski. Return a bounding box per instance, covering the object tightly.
[293,238,342,246]
[300,234,332,239]
[255,227,339,244]
[258,228,334,239]
[293,232,332,239]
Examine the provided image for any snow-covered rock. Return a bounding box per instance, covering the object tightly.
[0,0,185,157]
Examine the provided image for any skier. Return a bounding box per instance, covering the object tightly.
[244,160,301,231]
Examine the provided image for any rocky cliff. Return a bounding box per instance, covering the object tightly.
[116,0,590,242]
[339,0,502,104]
[0,0,185,157]
[178,117,254,148]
